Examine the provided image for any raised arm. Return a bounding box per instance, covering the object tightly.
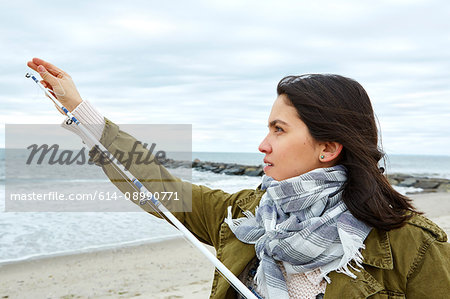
[26,58,239,248]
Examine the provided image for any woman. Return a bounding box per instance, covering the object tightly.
[27,58,450,299]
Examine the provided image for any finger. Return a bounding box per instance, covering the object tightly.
[41,81,56,98]
[40,80,52,90]
[37,65,59,86]
[32,58,68,78]
[27,61,38,72]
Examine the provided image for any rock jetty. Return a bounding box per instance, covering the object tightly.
[162,158,450,193]
[163,158,264,176]
[386,174,450,193]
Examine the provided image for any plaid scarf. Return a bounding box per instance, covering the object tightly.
[225,165,372,299]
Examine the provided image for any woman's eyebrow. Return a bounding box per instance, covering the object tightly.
[268,119,289,127]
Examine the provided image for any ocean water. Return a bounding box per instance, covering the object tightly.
[191,151,450,179]
[0,149,449,264]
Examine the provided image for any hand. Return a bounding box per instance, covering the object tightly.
[27,58,83,112]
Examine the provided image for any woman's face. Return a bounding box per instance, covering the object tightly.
[259,94,324,181]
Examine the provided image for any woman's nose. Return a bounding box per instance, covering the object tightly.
[258,135,272,154]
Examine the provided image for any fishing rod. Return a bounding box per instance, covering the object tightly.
[25,72,258,299]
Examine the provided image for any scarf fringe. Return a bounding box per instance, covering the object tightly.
[334,227,367,279]
[319,242,366,283]
[255,260,270,299]
[224,206,256,232]
[335,245,365,279]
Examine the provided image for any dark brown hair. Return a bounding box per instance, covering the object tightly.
[277,74,420,231]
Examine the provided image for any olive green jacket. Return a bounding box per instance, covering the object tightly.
[90,119,450,299]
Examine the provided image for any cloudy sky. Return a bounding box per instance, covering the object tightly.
[1,0,449,155]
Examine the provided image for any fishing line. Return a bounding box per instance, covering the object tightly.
[25,72,257,299]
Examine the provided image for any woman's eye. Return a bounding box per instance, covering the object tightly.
[275,126,284,133]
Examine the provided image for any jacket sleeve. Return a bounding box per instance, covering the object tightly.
[87,118,238,248]
[405,238,450,298]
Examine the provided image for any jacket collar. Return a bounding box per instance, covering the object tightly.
[361,228,394,270]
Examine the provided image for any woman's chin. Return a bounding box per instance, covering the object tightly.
[265,171,281,181]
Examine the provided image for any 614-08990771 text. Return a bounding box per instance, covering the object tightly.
[8,191,179,202]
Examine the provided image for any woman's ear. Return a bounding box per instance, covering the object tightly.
[319,142,343,163]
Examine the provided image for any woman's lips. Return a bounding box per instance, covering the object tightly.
[263,162,273,172]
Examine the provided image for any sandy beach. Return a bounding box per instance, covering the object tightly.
[0,238,216,299]
[1,192,449,299]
